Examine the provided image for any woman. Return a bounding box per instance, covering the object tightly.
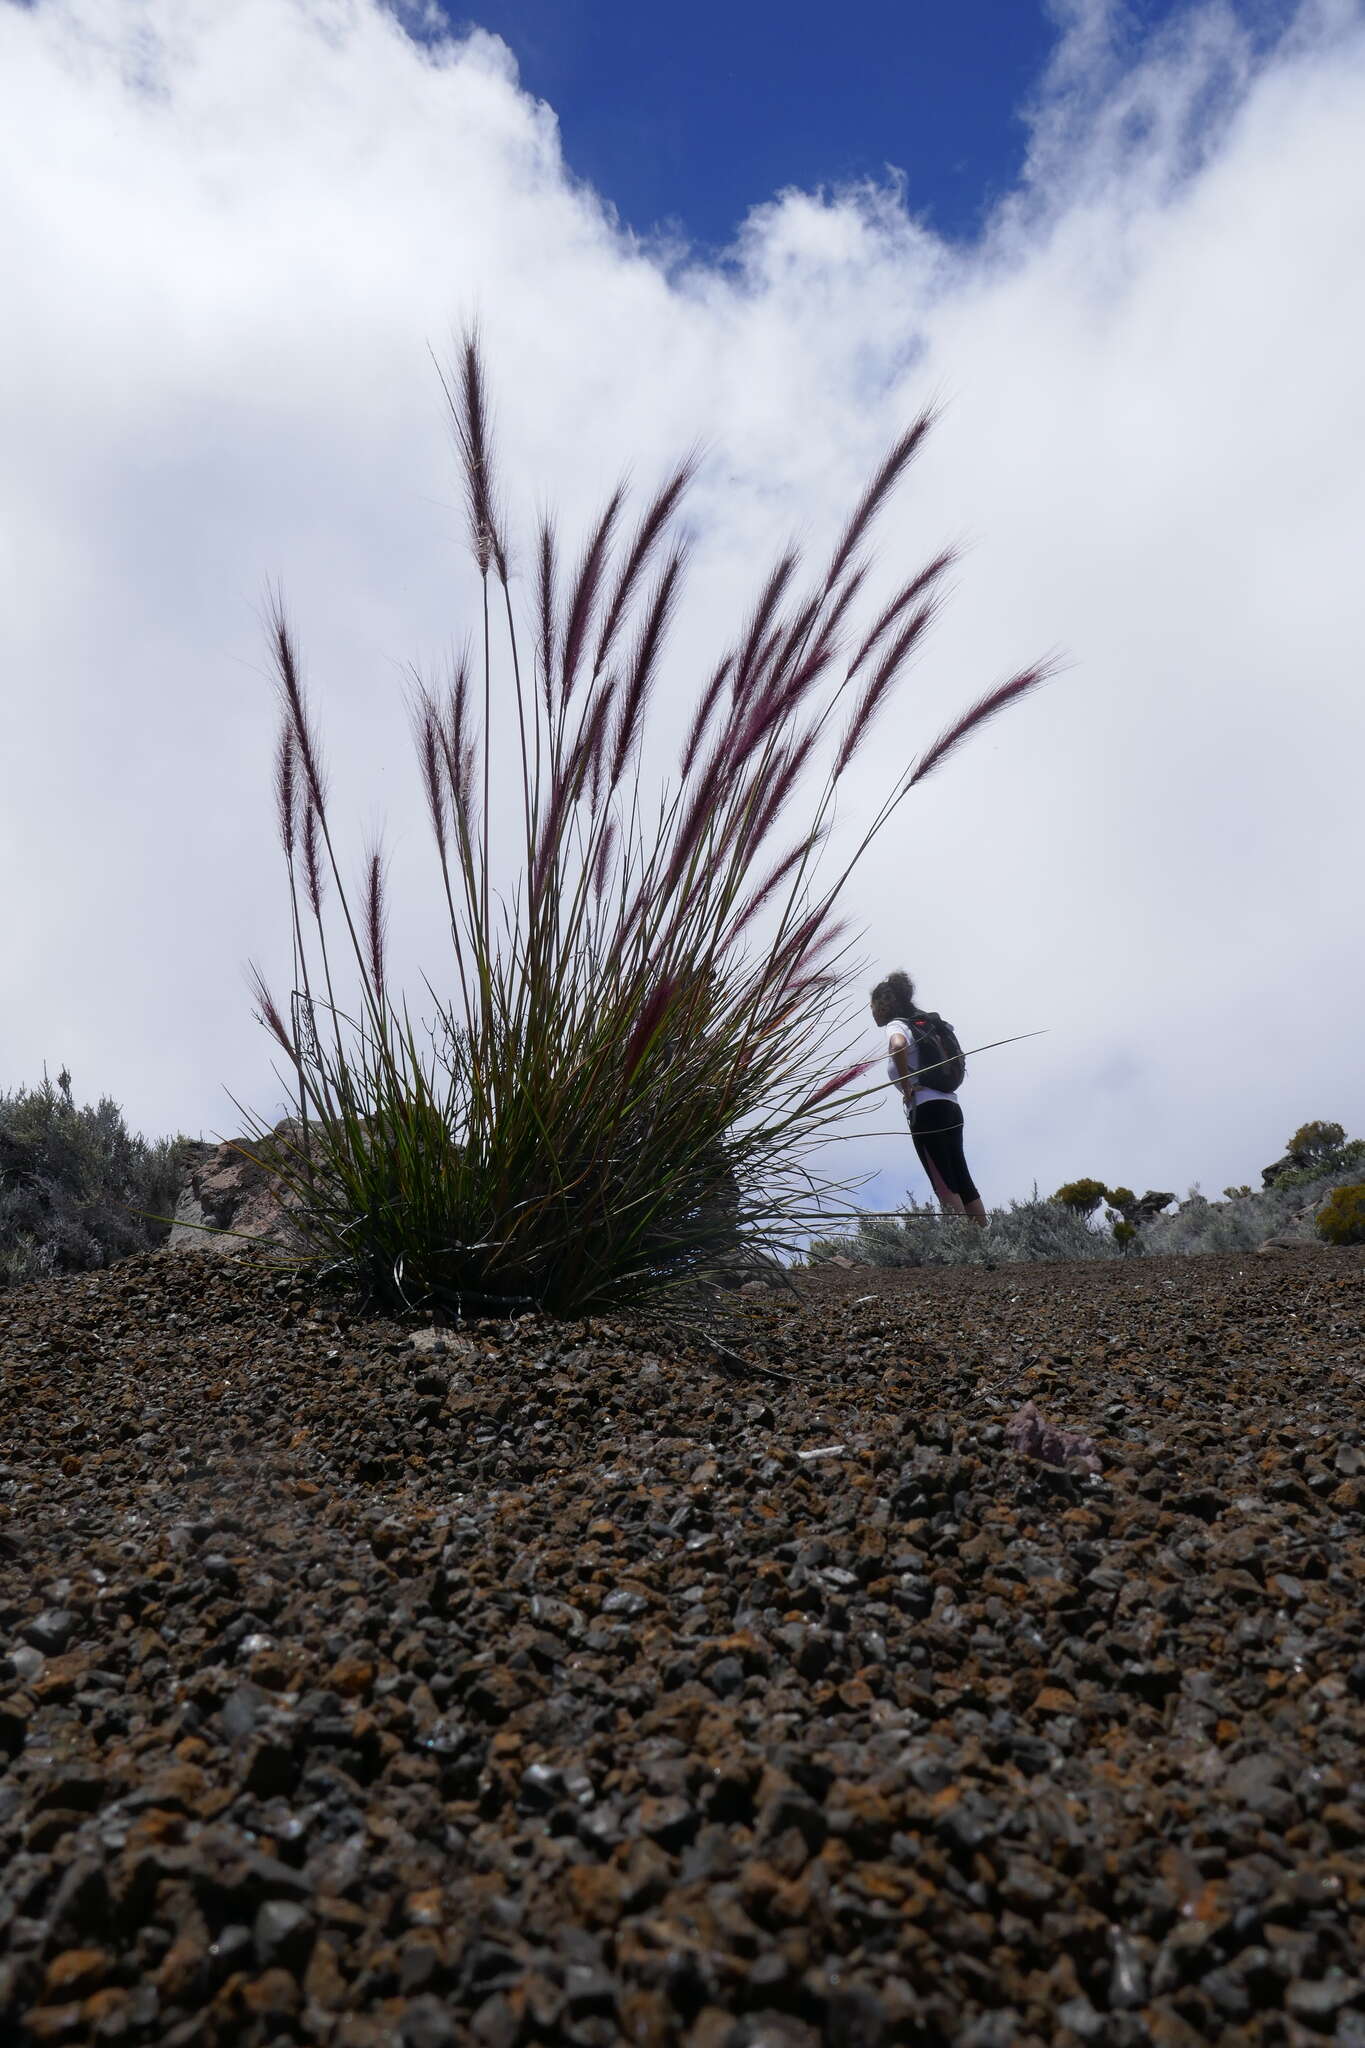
[870,970,987,1226]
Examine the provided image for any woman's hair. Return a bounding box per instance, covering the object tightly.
[871,970,915,1018]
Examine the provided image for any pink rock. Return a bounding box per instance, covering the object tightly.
[1004,1400,1100,1472]
[167,1119,316,1260]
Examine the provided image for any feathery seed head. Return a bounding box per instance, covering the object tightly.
[268,590,329,821]
[537,516,558,714]
[363,838,389,1000]
[731,551,798,707]
[302,801,325,918]
[609,544,686,790]
[275,721,298,861]
[247,963,292,1053]
[800,1056,875,1113]
[834,594,941,778]
[561,486,625,707]
[592,817,618,901]
[907,661,1057,789]
[680,654,733,778]
[593,453,697,680]
[409,680,449,865]
[846,547,957,683]
[826,407,935,590]
[445,329,508,582]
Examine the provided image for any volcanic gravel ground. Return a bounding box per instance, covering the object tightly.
[2,1245,1364,2048]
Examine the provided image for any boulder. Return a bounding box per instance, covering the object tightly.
[167,1121,317,1261]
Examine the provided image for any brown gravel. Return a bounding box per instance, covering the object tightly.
[2,1242,1364,2047]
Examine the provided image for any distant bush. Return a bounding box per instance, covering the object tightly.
[1268,1138,1365,1192]
[1143,1157,1365,1257]
[813,1193,1118,1268]
[1051,1178,1172,1248]
[1317,1184,1365,1247]
[1053,1178,1108,1217]
[1289,1120,1346,1164]
[812,1138,1365,1269]
[0,1069,192,1287]
[1261,1120,1362,1191]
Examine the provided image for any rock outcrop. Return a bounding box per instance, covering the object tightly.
[167,1121,316,1260]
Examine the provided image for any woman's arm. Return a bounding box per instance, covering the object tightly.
[888,1031,915,1113]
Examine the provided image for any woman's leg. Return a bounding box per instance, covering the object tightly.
[918,1151,965,1214]
[912,1109,966,1215]
[942,1125,986,1226]
[914,1105,986,1224]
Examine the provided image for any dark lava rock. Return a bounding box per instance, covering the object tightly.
[20,1609,77,1655]
[0,1241,1361,2045]
[252,1897,314,1971]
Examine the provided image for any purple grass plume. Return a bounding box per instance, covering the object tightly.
[268,588,329,822]
[846,548,956,681]
[800,1056,876,1114]
[680,655,733,778]
[907,662,1056,788]
[835,595,941,778]
[301,803,325,920]
[537,517,557,715]
[609,546,686,789]
[825,408,935,591]
[440,330,508,582]
[560,487,625,707]
[247,963,291,1054]
[362,839,388,1000]
[594,455,698,680]
[275,722,298,862]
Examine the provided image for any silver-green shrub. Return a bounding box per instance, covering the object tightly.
[813,1193,1118,1267]
[1263,1137,1365,1193]
[1143,1162,1365,1256]
[813,1144,1365,1268]
[0,1070,192,1287]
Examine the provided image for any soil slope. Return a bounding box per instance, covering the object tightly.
[1,1244,1364,2046]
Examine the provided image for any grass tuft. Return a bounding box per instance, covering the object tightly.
[242,335,1050,1320]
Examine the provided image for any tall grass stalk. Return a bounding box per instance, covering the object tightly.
[241,335,1052,1318]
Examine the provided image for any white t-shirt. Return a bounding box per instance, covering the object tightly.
[886,1017,958,1108]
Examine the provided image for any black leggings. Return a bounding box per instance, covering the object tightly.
[911,1099,979,1206]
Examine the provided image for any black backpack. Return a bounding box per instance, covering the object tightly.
[905,1010,966,1092]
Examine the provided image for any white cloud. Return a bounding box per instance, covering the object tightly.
[2,0,1363,1225]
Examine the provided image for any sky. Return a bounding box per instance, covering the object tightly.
[2,0,1364,1232]
[423,0,1130,247]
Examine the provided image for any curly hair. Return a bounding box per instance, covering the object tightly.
[870,969,915,1020]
